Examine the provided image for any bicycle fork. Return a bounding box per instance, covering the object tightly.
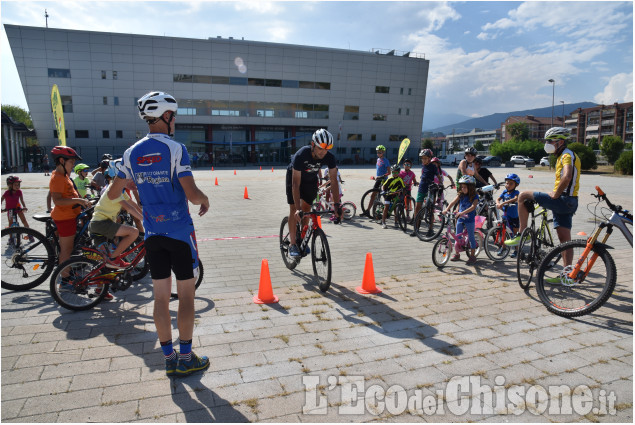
[568,225,612,282]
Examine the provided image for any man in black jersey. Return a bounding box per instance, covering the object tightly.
[286,129,342,257]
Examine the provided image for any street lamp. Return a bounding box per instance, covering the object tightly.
[548,79,555,127]
[560,100,565,125]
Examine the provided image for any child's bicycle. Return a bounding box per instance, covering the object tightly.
[312,186,357,221]
[369,189,408,232]
[535,186,632,317]
[279,209,334,292]
[413,183,452,242]
[431,212,485,268]
[2,207,33,246]
[483,206,517,261]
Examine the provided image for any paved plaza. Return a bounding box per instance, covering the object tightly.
[1,164,633,422]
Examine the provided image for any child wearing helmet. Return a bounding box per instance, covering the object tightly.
[497,174,521,257]
[457,146,487,190]
[73,163,92,198]
[410,149,439,235]
[399,159,418,214]
[364,145,390,217]
[379,164,406,228]
[2,176,32,233]
[443,175,480,265]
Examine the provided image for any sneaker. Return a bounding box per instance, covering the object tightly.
[496,247,505,256]
[510,251,517,259]
[304,245,311,255]
[289,244,301,257]
[544,276,562,285]
[381,222,387,229]
[95,286,114,301]
[466,255,477,265]
[175,352,210,376]
[504,236,521,247]
[450,254,461,261]
[409,231,417,237]
[59,277,74,293]
[166,352,179,376]
[28,235,35,242]
[105,256,131,269]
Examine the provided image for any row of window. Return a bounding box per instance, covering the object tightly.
[346,134,408,142]
[177,100,330,119]
[48,68,119,80]
[344,105,410,121]
[54,130,124,139]
[174,74,331,90]
[335,147,402,155]
[376,86,414,95]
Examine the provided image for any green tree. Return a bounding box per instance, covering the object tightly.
[421,139,434,151]
[587,138,599,151]
[1,105,33,128]
[568,142,597,170]
[614,150,633,175]
[474,140,484,152]
[508,122,530,141]
[600,135,625,164]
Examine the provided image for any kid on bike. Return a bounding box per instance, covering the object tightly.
[496,173,520,258]
[73,163,92,198]
[443,175,480,265]
[2,176,33,238]
[399,158,418,214]
[380,165,406,229]
[364,145,390,217]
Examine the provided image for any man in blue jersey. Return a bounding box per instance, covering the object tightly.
[363,145,390,217]
[108,91,210,377]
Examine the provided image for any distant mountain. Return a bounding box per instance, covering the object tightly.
[422,111,471,130]
[426,102,597,135]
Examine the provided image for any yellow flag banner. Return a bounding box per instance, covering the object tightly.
[397,138,410,165]
[51,84,66,146]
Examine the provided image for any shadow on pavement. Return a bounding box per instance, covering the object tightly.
[170,375,249,422]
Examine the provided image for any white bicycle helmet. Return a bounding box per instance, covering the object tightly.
[458,175,476,185]
[312,128,334,150]
[544,127,570,140]
[137,91,178,120]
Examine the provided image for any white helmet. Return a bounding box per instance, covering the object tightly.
[137,91,178,120]
[544,127,570,141]
[312,128,334,150]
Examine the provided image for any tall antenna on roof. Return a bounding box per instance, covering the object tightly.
[45,9,49,28]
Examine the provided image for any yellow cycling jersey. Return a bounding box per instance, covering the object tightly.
[554,148,581,197]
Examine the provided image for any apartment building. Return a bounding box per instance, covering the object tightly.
[567,102,633,145]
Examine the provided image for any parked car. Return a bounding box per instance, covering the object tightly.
[439,154,462,166]
[511,155,532,164]
[539,156,550,166]
[481,156,502,167]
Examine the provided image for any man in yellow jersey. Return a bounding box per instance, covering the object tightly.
[505,127,581,265]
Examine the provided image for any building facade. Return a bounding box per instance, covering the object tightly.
[5,25,429,166]
[567,102,633,145]
[500,115,564,143]
[444,128,500,153]
[1,111,35,172]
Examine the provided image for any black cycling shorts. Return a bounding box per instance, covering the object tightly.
[373,176,386,190]
[286,169,318,206]
[145,235,196,281]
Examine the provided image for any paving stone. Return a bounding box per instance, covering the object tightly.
[57,401,140,422]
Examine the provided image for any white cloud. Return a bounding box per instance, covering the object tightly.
[594,73,634,104]
[233,1,283,15]
[416,2,461,32]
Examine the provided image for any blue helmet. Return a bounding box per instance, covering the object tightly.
[505,173,520,185]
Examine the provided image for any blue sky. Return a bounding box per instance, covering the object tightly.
[1,1,633,126]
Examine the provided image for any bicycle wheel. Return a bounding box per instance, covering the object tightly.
[516,228,535,290]
[342,201,356,220]
[1,227,56,291]
[50,256,108,311]
[473,231,484,258]
[414,203,445,242]
[279,216,299,270]
[311,228,332,292]
[394,204,408,233]
[124,242,149,282]
[486,207,499,231]
[361,188,380,217]
[432,236,452,268]
[536,240,616,317]
[170,260,204,298]
[371,201,385,221]
[484,225,512,261]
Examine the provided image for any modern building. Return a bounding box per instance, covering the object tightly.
[1,111,36,172]
[567,102,633,145]
[444,128,500,153]
[500,115,564,143]
[5,24,429,166]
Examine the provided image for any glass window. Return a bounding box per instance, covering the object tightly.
[299,81,315,89]
[371,134,376,141]
[295,111,308,119]
[116,130,123,138]
[113,71,117,80]
[248,78,265,86]
[103,97,108,105]
[400,87,404,95]
[336,147,347,154]
[75,130,89,138]
[408,88,412,95]
[406,108,410,116]
[315,82,331,90]
[229,77,248,85]
[178,107,197,115]
[347,134,362,141]
[48,68,71,78]
[373,114,386,121]
[193,75,212,84]
[375,86,390,94]
[212,76,230,84]
[343,105,359,120]
[389,135,400,142]
[114,97,119,106]
[265,79,282,87]
[61,96,73,113]
[101,70,106,79]
[398,108,402,115]
[174,74,193,82]
[282,80,299,88]
[103,130,110,138]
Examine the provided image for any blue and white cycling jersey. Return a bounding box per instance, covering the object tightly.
[118,133,193,237]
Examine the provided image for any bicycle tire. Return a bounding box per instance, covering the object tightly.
[123,241,150,282]
[536,240,616,317]
[487,208,499,231]
[342,201,356,220]
[361,188,380,217]
[516,228,535,290]
[414,203,445,242]
[484,225,512,261]
[432,236,452,268]
[371,200,385,221]
[473,231,484,258]
[279,216,299,270]
[394,204,408,233]
[170,260,204,298]
[50,256,108,311]
[311,228,332,292]
[1,227,56,291]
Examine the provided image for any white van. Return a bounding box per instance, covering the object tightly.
[439,154,461,166]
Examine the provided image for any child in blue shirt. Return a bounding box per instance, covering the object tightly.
[443,175,480,265]
[497,173,521,257]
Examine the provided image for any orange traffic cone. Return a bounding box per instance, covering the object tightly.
[260,166,262,171]
[528,175,533,178]
[317,216,322,228]
[253,259,278,304]
[244,187,249,199]
[212,166,214,171]
[215,177,219,186]
[234,170,237,175]
[271,167,274,172]
[577,231,587,236]
[356,253,382,294]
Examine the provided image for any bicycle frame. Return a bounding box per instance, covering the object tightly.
[73,242,146,288]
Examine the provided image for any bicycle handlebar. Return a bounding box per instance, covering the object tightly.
[594,186,632,220]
